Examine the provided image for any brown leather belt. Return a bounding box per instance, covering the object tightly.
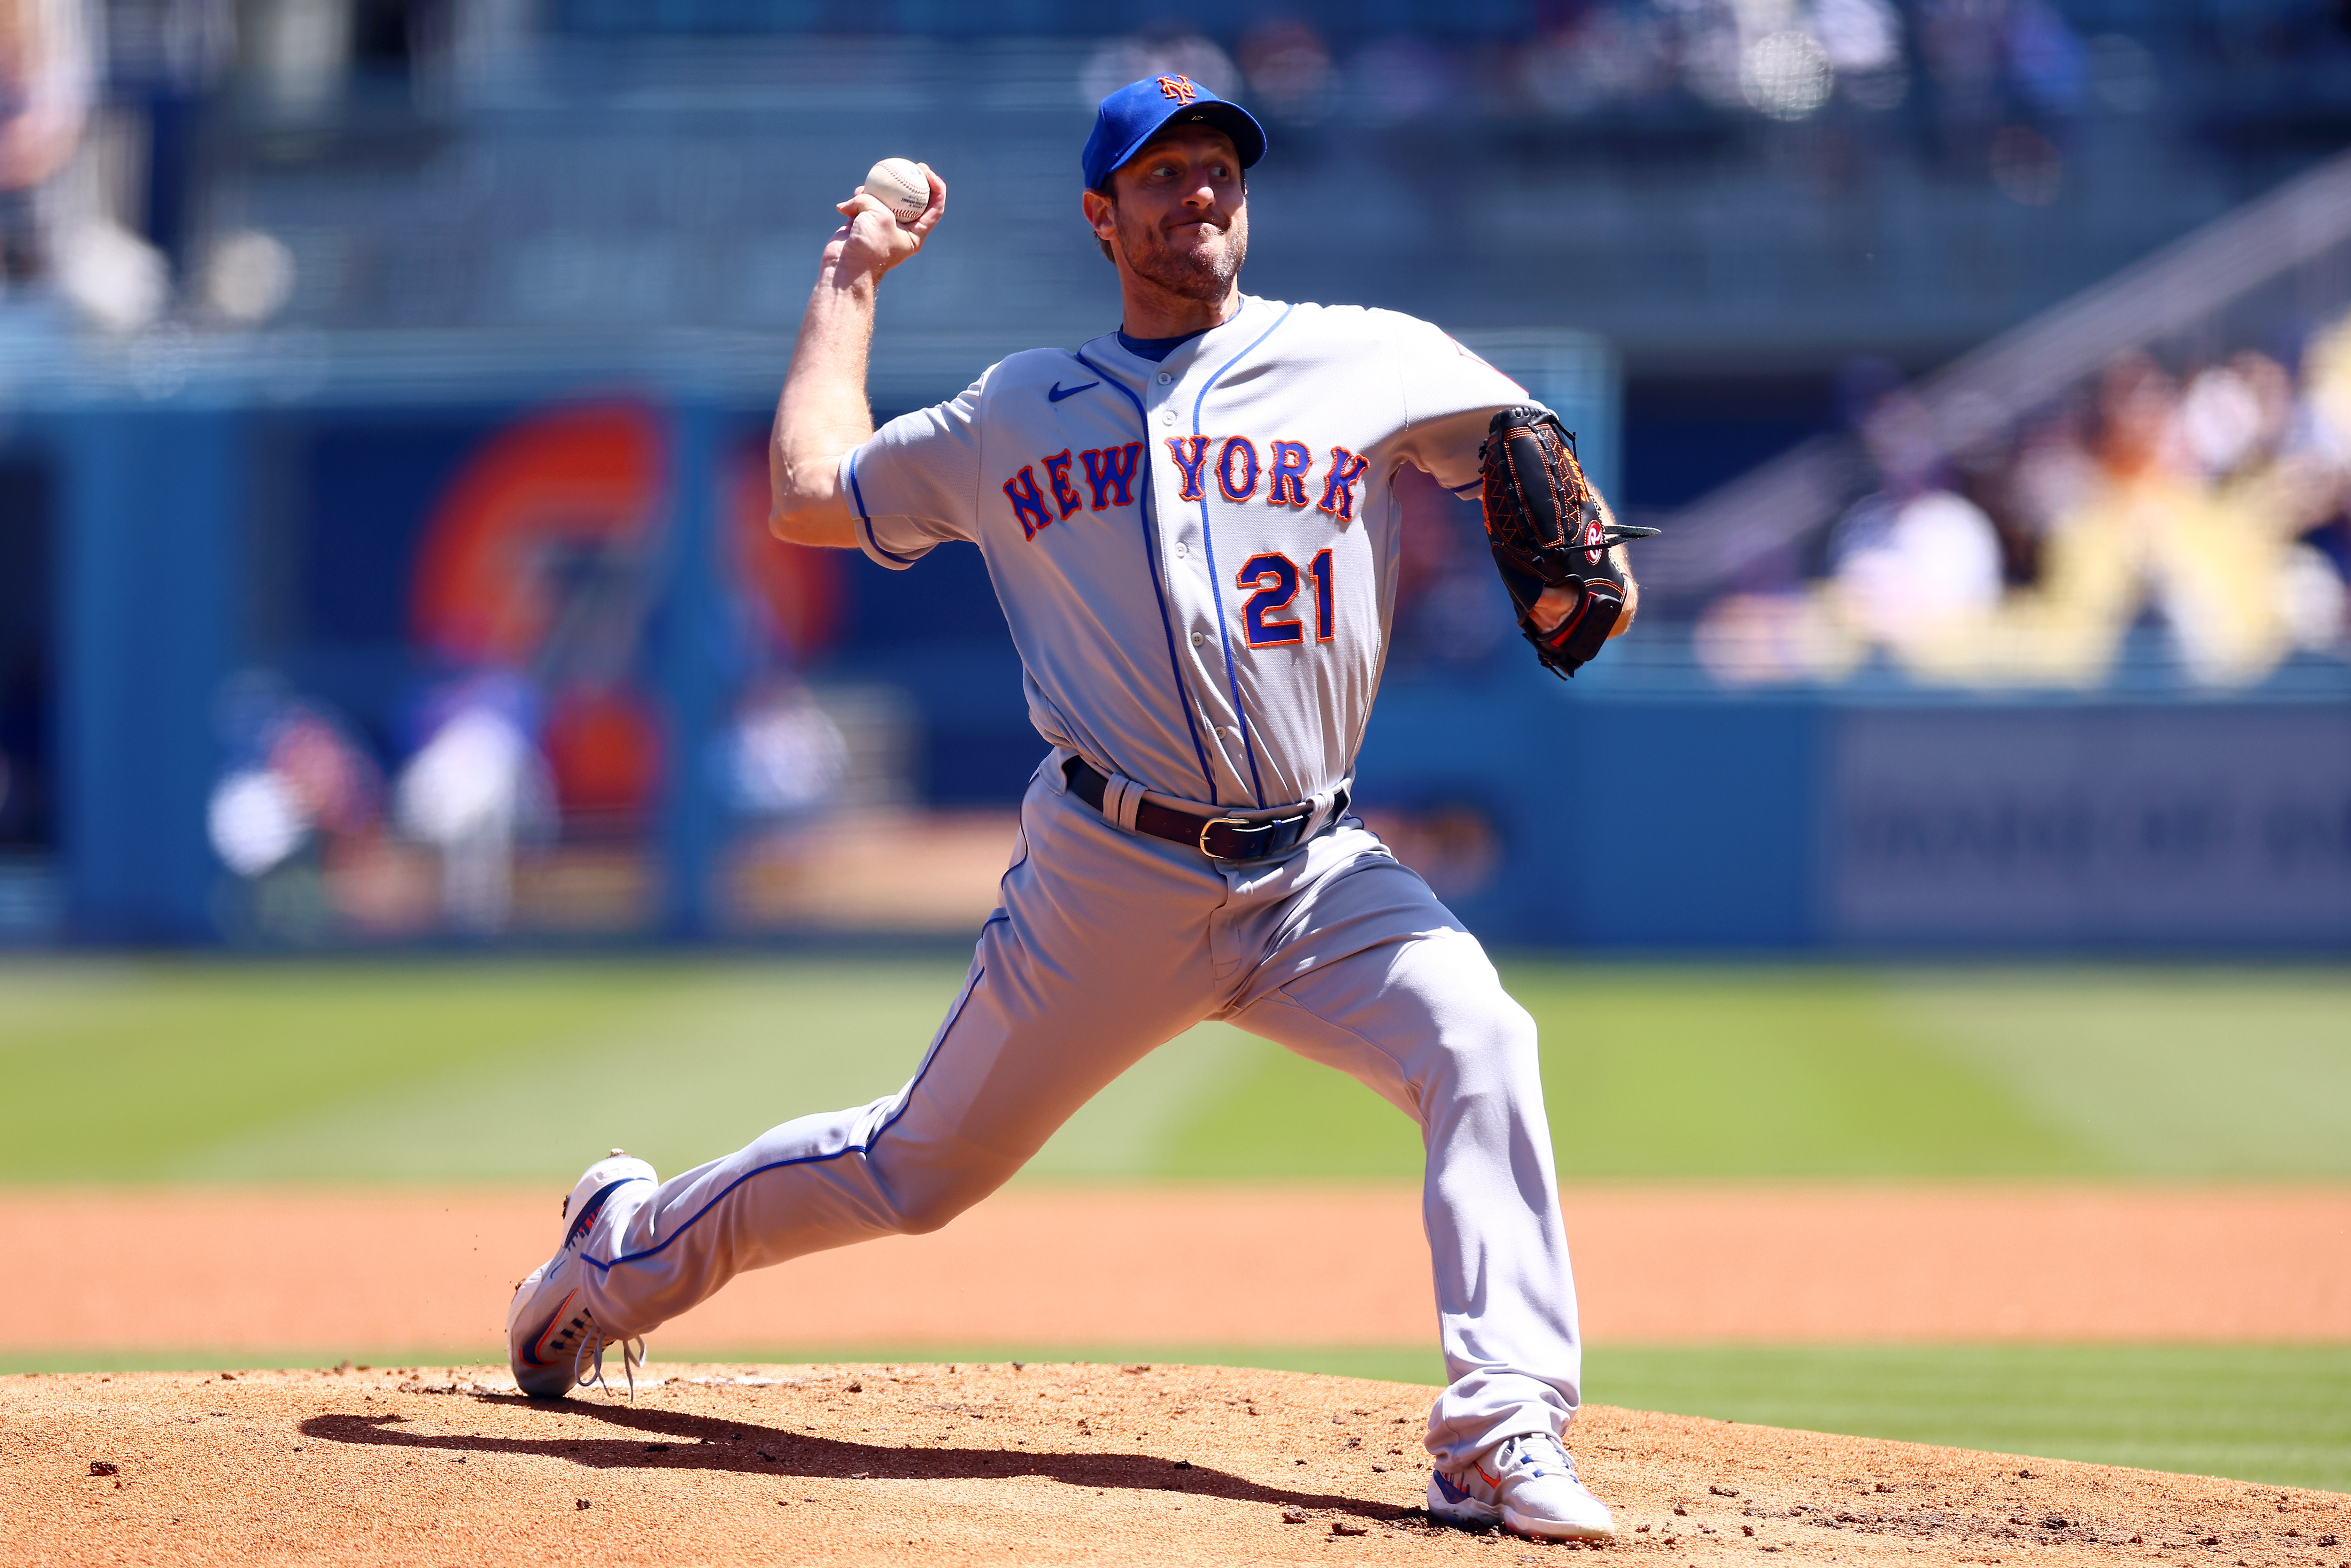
[1062,757,1344,863]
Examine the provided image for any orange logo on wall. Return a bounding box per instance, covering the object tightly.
[410,401,668,822]
[410,402,664,667]
[407,402,844,826]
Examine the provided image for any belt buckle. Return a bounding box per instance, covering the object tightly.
[1197,816,1254,861]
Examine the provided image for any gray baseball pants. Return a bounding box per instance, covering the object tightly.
[577,755,1584,1468]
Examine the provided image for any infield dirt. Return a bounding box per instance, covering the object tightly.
[12,1363,2347,1568]
[20,1185,2351,1360]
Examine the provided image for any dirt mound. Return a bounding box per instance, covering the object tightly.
[11,1364,2345,1567]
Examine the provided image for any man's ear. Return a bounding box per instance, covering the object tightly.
[1082,187,1119,264]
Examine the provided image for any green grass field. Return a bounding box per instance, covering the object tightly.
[4,958,2345,1491]
[3,957,2347,1183]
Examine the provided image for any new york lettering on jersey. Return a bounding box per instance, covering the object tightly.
[841,296,1524,808]
[1000,441,1145,539]
[1156,436,1368,518]
[1004,430,1366,664]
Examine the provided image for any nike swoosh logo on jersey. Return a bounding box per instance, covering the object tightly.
[1047,381,1100,402]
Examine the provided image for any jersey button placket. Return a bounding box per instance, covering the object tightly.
[1154,380,1220,795]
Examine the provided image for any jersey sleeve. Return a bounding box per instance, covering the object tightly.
[840,374,988,571]
[1388,317,1529,496]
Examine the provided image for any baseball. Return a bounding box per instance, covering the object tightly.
[861,157,930,224]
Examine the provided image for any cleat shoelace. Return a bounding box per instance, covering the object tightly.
[1500,1431,1578,1480]
[573,1328,646,1399]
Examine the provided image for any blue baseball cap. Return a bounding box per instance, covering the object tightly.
[1082,75,1267,191]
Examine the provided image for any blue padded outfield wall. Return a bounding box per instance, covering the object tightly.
[1359,681,2351,951]
[7,336,2348,952]
[51,410,245,942]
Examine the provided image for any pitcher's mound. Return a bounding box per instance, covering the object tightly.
[10,1363,2343,1567]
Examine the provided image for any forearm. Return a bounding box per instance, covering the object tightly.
[767,267,878,548]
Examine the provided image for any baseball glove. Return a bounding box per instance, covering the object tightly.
[1479,405,1660,679]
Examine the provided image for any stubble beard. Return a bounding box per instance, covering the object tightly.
[1117,203,1247,303]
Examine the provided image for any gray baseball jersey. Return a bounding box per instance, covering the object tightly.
[538,294,1594,1473]
[840,294,1526,810]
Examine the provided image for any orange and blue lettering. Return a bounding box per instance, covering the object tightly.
[1165,436,1212,502]
[1266,441,1313,507]
[1043,449,1084,519]
[1309,548,1334,641]
[1081,443,1144,509]
[1316,446,1370,522]
[1004,466,1054,540]
[1216,437,1260,503]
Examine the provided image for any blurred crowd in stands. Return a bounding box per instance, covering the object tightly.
[1083,0,2151,136]
[1696,314,2351,690]
[9,2,2351,335]
[197,410,861,941]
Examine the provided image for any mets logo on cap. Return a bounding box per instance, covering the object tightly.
[1156,75,1199,105]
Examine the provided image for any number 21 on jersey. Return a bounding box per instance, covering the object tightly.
[1237,550,1334,648]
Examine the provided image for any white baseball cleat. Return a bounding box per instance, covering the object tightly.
[1428,1431,1616,1542]
[505,1149,657,1400]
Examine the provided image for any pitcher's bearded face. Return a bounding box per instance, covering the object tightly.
[1101,127,1248,299]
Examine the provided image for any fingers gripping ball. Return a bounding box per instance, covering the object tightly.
[861,158,930,224]
[1478,405,1661,679]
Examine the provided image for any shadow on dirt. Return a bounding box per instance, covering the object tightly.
[298,1397,1424,1521]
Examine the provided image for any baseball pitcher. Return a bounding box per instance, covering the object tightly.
[507,73,1654,1543]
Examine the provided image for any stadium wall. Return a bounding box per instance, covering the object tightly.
[9,350,2348,953]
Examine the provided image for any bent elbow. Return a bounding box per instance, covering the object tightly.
[769,500,835,547]
[767,487,859,550]
[768,495,811,543]
[767,440,857,546]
